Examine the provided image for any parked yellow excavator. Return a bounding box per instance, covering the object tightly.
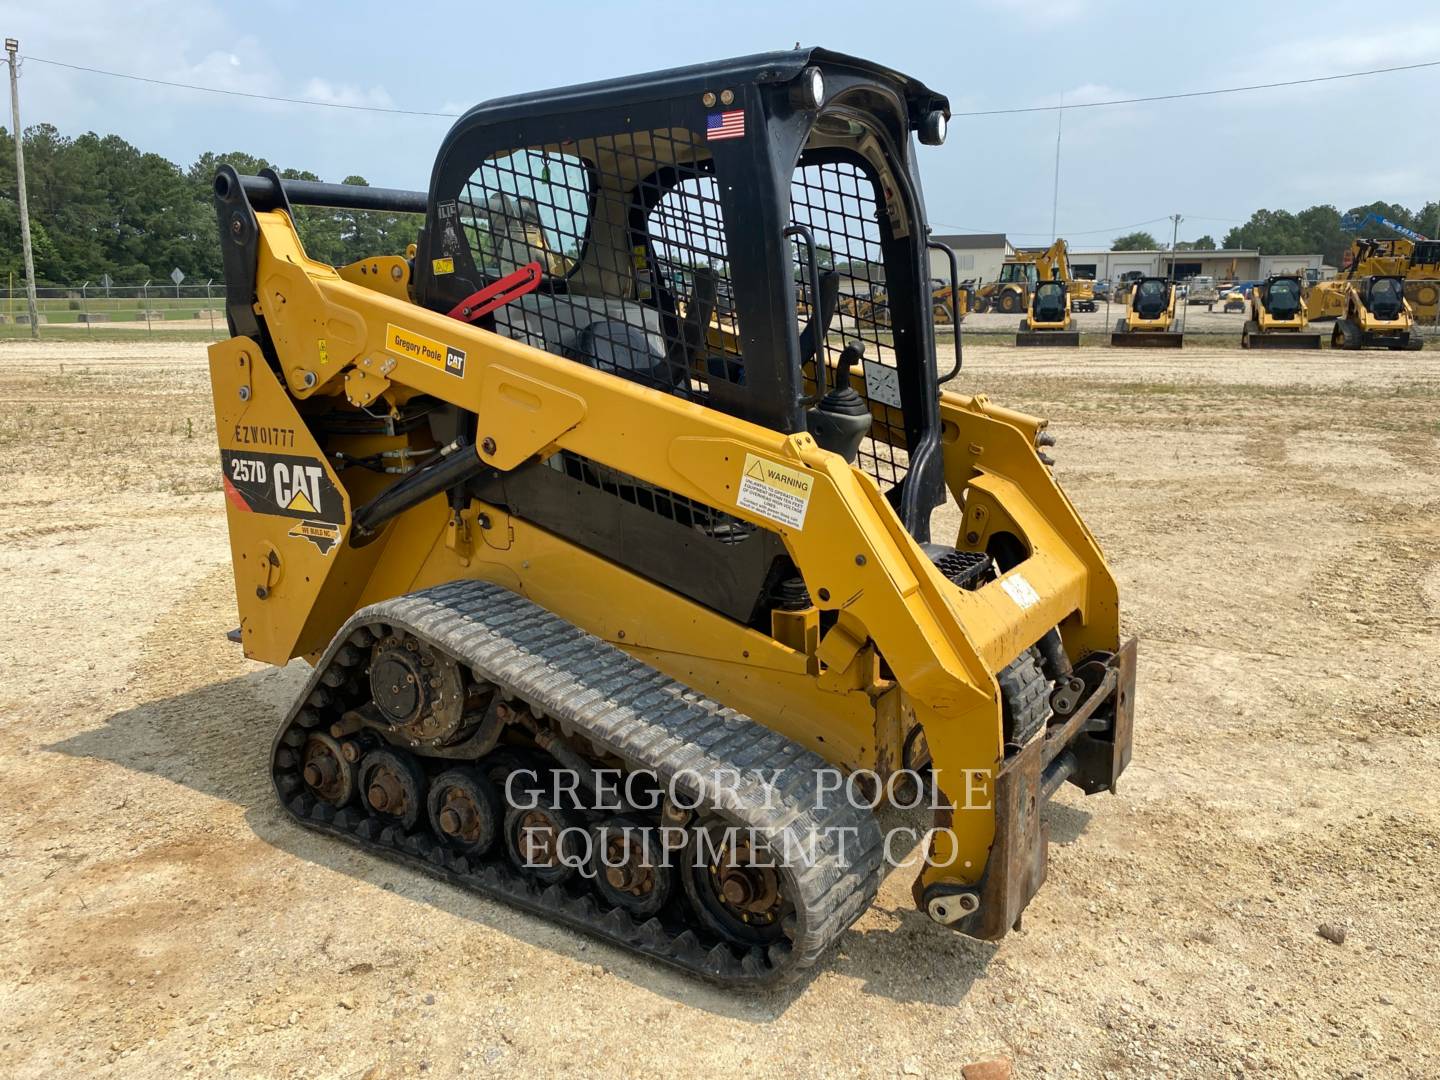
[1111,276,1183,347]
[1331,275,1425,350]
[1016,279,1079,346]
[1240,275,1320,349]
[206,48,1135,988]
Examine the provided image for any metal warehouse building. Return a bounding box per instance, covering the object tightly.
[1062,248,1332,283]
[927,238,1333,285]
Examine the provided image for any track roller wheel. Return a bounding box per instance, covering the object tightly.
[683,822,792,947]
[504,802,585,885]
[427,768,502,856]
[592,815,674,917]
[359,748,427,830]
[301,732,354,806]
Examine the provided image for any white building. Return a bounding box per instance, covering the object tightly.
[928,233,1012,284]
[1064,248,1330,283]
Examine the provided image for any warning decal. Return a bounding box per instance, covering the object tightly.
[736,453,813,530]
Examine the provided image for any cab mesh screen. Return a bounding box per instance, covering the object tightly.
[456,132,743,403]
[790,158,909,490]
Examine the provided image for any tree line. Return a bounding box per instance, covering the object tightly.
[0,124,420,286]
[1111,199,1438,264]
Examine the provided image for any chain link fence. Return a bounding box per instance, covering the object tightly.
[0,282,225,335]
[5,277,1438,348]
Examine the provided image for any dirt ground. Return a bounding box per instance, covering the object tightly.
[0,338,1436,1079]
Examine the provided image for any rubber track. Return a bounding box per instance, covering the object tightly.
[999,646,1050,748]
[270,580,883,988]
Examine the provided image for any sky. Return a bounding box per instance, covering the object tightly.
[5,0,1439,249]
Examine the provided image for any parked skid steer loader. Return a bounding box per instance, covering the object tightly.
[1331,275,1424,350]
[1241,275,1321,349]
[1016,279,1079,346]
[208,48,1135,988]
[1112,276,1183,347]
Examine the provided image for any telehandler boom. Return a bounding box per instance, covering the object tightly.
[208,48,1135,987]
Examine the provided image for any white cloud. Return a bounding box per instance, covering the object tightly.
[298,78,396,111]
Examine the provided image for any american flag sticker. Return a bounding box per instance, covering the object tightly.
[706,109,746,141]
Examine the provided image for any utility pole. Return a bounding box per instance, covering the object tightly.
[5,39,39,339]
[1050,94,1063,243]
[1168,213,1183,281]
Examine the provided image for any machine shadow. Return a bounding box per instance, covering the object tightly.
[46,671,1089,1013]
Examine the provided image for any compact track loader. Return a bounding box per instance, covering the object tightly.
[1111,276,1183,347]
[207,48,1135,988]
[1016,280,1079,346]
[1331,275,1424,350]
[1241,275,1321,349]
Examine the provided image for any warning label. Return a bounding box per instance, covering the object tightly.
[736,453,813,530]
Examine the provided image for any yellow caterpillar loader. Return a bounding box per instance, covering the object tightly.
[1331,275,1424,350]
[1111,277,1183,347]
[207,48,1135,988]
[1240,275,1321,349]
[1016,279,1079,346]
[1306,238,1409,321]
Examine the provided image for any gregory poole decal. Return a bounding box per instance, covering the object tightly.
[386,323,466,377]
[736,453,813,529]
[221,450,344,551]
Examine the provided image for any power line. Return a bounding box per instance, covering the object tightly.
[22,55,459,118]
[24,52,1440,124]
[952,58,1440,117]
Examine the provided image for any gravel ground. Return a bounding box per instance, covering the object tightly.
[0,339,1436,1079]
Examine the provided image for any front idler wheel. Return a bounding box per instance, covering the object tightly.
[359,748,427,830]
[592,815,674,917]
[427,768,502,856]
[682,822,792,947]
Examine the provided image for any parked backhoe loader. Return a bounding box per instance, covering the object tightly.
[974,239,1094,315]
[207,48,1134,988]
[1241,275,1320,349]
[1331,275,1424,350]
[1016,280,1079,346]
[1111,277,1183,347]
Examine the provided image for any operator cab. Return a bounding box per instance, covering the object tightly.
[1031,280,1068,323]
[1365,276,1405,320]
[416,49,952,540]
[1263,276,1302,319]
[1132,277,1170,319]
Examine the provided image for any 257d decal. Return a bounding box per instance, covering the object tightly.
[221,449,344,553]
